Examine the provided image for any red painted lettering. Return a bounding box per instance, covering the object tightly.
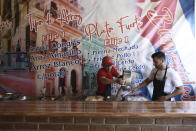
[84,22,113,42]
[27,14,44,32]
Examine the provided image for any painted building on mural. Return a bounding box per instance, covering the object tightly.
[29,0,83,97]
[0,0,35,95]
[81,35,104,95]
[0,0,84,97]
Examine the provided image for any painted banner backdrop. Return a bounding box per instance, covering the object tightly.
[0,0,195,100]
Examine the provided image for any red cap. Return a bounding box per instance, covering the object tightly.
[102,56,113,66]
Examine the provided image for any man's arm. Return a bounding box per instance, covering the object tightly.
[132,78,152,92]
[100,77,124,85]
[159,86,184,101]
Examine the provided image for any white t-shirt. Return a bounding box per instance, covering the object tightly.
[148,67,183,93]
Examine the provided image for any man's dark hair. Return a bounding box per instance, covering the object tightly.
[151,51,165,60]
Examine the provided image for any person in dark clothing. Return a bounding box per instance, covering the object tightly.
[59,69,66,96]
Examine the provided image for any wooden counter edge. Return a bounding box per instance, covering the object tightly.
[0,112,196,117]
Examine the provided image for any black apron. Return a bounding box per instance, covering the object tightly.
[152,67,170,101]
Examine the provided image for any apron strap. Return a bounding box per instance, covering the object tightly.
[154,66,168,81]
[162,66,168,88]
[154,68,159,80]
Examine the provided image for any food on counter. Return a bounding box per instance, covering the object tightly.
[126,96,148,101]
[85,96,104,101]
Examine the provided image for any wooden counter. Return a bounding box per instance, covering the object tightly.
[0,101,196,131]
[0,101,196,117]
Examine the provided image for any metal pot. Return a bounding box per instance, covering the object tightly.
[121,85,132,91]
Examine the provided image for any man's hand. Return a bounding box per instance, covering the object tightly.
[158,95,170,101]
[131,87,139,93]
[112,86,121,90]
[115,78,125,85]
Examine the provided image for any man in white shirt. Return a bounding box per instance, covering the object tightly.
[131,51,184,101]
